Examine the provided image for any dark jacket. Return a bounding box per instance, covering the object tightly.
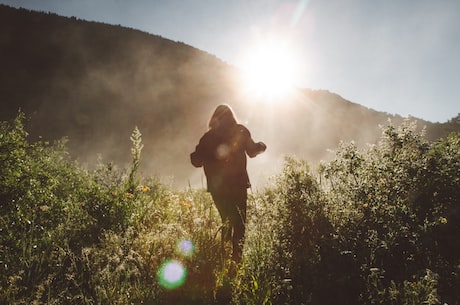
[191,124,265,193]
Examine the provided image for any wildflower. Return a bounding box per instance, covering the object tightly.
[136,185,150,192]
[181,200,192,208]
[439,217,447,224]
[125,192,135,199]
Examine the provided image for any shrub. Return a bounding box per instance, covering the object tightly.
[2,113,458,304]
[236,158,358,305]
[0,113,96,303]
[0,114,158,303]
[318,121,459,304]
[236,121,459,305]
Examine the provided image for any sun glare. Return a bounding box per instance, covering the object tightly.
[238,40,301,101]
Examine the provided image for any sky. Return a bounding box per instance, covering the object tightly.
[2,0,459,123]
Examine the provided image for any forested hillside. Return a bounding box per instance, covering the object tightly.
[1,4,459,188]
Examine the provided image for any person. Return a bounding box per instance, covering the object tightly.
[190,104,266,262]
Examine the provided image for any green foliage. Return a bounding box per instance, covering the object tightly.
[235,158,359,305]
[366,268,440,305]
[236,121,458,305]
[0,113,227,304]
[317,122,459,304]
[1,114,459,304]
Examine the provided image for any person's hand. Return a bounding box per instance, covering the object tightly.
[258,142,267,152]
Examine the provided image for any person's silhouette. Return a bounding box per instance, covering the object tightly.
[191,105,266,262]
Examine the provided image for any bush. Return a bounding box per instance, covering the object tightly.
[236,121,459,305]
[318,122,459,304]
[235,158,359,305]
[0,113,96,303]
[1,113,458,304]
[0,113,226,304]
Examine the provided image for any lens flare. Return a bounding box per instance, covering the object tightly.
[177,239,194,257]
[157,259,187,290]
[216,144,230,160]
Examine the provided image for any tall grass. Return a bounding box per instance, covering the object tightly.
[1,113,459,304]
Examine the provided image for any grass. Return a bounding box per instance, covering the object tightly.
[1,113,459,304]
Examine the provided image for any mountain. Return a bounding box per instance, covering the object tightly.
[1,5,458,189]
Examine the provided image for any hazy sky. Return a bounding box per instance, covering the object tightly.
[2,0,459,122]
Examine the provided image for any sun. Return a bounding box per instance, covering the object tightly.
[238,40,301,101]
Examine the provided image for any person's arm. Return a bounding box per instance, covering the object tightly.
[191,136,205,167]
[190,147,203,167]
[244,128,266,158]
[246,141,266,158]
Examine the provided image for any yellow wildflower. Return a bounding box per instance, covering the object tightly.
[439,217,447,224]
[136,185,150,192]
[181,200,192,208]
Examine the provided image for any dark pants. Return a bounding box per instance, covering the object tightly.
[211,188,247,262]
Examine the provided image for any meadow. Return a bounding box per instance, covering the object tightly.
[1,113,458,304]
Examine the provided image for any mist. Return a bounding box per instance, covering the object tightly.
[1,5,457,191]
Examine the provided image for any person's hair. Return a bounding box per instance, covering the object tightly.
[209,104,237,129]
